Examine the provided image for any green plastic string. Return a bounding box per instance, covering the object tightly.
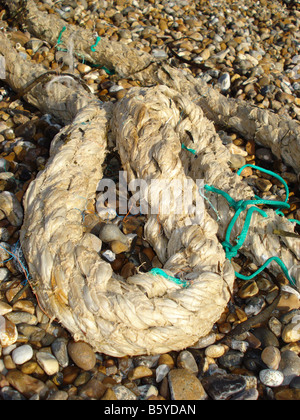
[204,164,297,286]
[91,36,101,52]
[56,26,67,47]
[182,144,197,156]
[150,268,190,288]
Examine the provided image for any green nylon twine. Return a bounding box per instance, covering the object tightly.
[150,268,190,288]
[204,164,297,286]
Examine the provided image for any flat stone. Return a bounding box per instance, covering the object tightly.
[68,341,96,371]
[36,352,60,376]
[168,369,207,400]
[6,370,48,399]
[202,374,247,401]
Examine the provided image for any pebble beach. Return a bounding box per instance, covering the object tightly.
[0,0,300,401]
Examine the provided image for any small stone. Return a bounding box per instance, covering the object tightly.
[51,338,69,368]
[261,346,281,370]
[268,317,282,337]
[279,350,300,385]
[256,178,272,192]
[202,374,247,401]
[12,300,35,315]
[5,312,37,325]
[205,344,226,359]
[278,294,300,313]
[229,154,246,170]
[259,369,284,387]
[158,354,174,368]
[77,63,92,74]
[252,327,279,348]
[238,281,259,298]
[0,315,18,346]
[12,345,33,365]
[218,350,244,369]
[112,385,137,400]
[128,365,153,381]
[110,240,129,254]
[168,369,207,400]
[101,388,118,400]
[282,320,300,343]
[36,352,59,376]
[0,301,12,316]
[156,364,170,383]
[190,332,216,349]
[256,148,274,162]
[218,73,231,91]
[177,350,198,374]
[68,341,96,371]
[79,378,107,400]
[6,370,48,399]
[152,49,168,59]
[0,192,24,226]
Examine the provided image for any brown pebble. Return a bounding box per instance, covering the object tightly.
[68,341,96,371]
[158,353,175,368]
[128,365,153,381]
[120,262,136,279]
[168,369,207,400]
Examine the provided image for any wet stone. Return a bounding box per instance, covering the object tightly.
[202,374,247,401]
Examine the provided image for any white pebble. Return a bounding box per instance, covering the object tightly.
[12,345,33,365]
[36,352,59,376]
[259,369,284,387]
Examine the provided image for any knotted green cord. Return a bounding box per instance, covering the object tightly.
[205,164,297,286]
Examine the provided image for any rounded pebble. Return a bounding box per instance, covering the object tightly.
[68,341,96,371]
[259,369,284,387]
[12,345,33,365]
